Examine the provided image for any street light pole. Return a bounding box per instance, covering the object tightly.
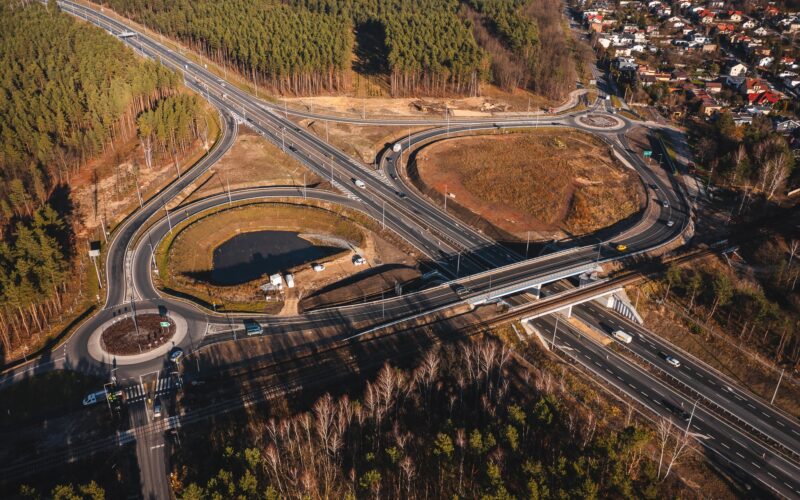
[456,251,461,277]
[771,368,785,405]
[551,314,560,350]
[525,231,530,258]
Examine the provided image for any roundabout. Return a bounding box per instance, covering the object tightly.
[87,310,188,366]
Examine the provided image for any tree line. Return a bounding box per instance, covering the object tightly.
[101,0,562,98]
[0,0,182,222]
[663,240,800,368]
[0,0,204,361]
[173,339,690,499]
[101,0,353,95]
[694,113,796,200]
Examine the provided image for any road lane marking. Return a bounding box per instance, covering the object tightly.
[736,452,745,458]
[747,403,756,409]
[751,462,761,469]
[761,411,770,417]
[150,444,165,450]
[628,383,636,389]
[768,472,776,478]
[777,421,786,427]
[721,442,730,449]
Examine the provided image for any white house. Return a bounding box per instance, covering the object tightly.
[728,63,748,77]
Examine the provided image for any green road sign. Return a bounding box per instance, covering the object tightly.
[643,150,653,157]
[160,321,170,328]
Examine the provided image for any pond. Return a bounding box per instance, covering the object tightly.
[210,230,342,286]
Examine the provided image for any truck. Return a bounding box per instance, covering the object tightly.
[392,143,402,153]
[612,330,633,343]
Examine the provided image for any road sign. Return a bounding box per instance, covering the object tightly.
[643,150,653,158]
[159,321,170,328]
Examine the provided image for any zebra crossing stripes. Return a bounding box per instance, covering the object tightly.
[123,376,181,402]
[124,383,146,402]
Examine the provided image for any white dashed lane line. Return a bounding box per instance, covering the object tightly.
[736,452,746,459]
[751,462,761,469]
[747,403,756,409]
[721,442,730,449]
[768,472,776,479]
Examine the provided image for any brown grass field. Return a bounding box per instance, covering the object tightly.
[413,129,643,239]
[175,126,323,208]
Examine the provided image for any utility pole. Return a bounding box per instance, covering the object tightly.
[444,184,447,212]
[303,173,307,199]
[99,216,108,243]
[551,314,560,350]
[525,231,530,258]
[225,171,232,205]
[382,201,385,229]
[684,400,698,436]
[326,120,329,143]
[135,181,143,208]
[456,251,461,277]
[281,127,285,152]
[164,202,173,233]
[771,368,785,405]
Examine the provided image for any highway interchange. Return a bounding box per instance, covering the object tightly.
[2,0,799,497]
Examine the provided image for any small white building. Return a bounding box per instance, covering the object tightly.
[269,273,283,288]
[285,273,295,288]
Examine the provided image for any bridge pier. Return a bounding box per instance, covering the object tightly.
[529,284,541,299]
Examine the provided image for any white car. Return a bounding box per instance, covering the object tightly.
[312,263,325,272]
[665,356,681,368]
[353,255,366,266]
[666,220,675,227]
[612,330,633,344]
[353,179,366,189]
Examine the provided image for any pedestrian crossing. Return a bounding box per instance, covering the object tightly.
[123,375,182,403]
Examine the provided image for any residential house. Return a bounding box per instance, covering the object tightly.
[727,62,748,76]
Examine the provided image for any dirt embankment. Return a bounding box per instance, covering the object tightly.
[410,129,643,241]
[175,126,324,208]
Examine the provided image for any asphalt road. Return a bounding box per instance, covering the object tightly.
[529,314,800,498]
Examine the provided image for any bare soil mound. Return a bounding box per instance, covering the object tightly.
[101,314,175,355]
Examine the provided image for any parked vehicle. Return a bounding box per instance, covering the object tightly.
[153,400,162,418]
[612,330,633,344]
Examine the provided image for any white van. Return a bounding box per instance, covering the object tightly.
[82,390,107,406]
[353,179,366,189]
[612,330,633,344]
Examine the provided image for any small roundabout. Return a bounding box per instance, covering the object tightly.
[87,309,188,365]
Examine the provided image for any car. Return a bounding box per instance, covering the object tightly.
[169,348,183,363]
[153,400,162,418]
[615,244,628,252]
[244,321,262,336]
[353,179,366,188]
[666,220,675,227]
[312,263,325,272]
[661,200,669,208]
[612,330,633,343]
[650,183,660,190]
[352,255,366,266]
[451,283,472,297]
[665,356,681,368]
[396,191,407,199]
[390,173,397,180]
